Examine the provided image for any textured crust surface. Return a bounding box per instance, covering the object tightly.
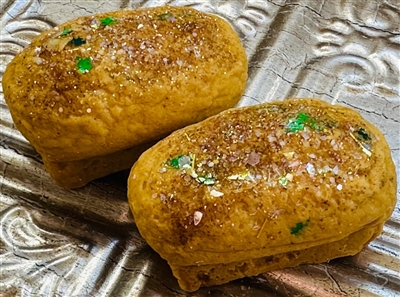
[127,98,397,291]
[172,220,383,291]
[44,140,157,188]
[2,6,247,186]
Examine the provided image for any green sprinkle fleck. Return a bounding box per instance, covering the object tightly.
[60,28,72,36]
[168,154,216,185]
[286,120,305,133]
[70,37,86,46]
[157,12,173,21]
[278,176,288,187]
[76,57,93,73]
[355,128,371,141]
[286,113,320,133]
[290,220,309,235]
[169,155,182,169]
[100,17,117,26]
[169,155,192,169]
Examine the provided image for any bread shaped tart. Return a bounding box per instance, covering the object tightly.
[2,6,247,188]
[128,98,397,291]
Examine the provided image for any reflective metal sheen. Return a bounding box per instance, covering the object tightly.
[1,0,399,296]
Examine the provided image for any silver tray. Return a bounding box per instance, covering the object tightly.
[1,0,399,296]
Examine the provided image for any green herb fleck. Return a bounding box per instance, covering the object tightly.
[157,12,173,21]
[70,37,86,46]
[100,17,117,26]
[60,28,72,36]
[290,220,309,235]
[355,128,371,141]
[76,57,93,73]
[286,113,320,133]
[278,176,288,187]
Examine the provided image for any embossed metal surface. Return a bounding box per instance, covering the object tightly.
[1,0,399,296]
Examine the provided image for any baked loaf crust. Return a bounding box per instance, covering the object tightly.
[127,98,397,291]
[2,6,247,188]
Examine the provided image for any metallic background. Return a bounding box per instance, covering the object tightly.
[1,0,399,296]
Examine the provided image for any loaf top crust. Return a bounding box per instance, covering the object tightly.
[3,6,247,162]
[128,98,397,266]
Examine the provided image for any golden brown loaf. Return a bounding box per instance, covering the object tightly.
[127,98,397,291]
[2,6,247,188]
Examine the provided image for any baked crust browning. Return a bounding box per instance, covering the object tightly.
[3,6,247,187]
[128,98,396,291]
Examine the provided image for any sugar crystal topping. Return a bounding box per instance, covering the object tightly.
[20,7,237,117]
[151,101,376,236]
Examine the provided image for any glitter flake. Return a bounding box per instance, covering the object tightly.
[100,17,117,26]
[60,28,72,36]
[169,155,191,169]
[76,57,93,73]
[196,175,215,185]
[278,176,288,187]
[210,189,224,197]
[193,211,203,226]
[290,220,309,235]
[70,37,86,46]
[355,128,371,141]
[286,113,320,133]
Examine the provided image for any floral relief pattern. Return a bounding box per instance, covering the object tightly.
[311,18,400,100]
[0,1,399,296]
[338,0,400,35]
[166,0,286,38]
[0,204,139,297]
[281,3,400,113]
[0,0,54,80]
[0,206,85,296]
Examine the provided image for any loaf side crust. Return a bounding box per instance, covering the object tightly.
[3,6,247,163]
[128,98,396,290]
[172,220,384,291]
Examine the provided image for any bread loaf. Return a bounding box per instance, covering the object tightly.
[127,98,396,291]
[2,6,247,188]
